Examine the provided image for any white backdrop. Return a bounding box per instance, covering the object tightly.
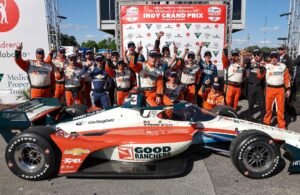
[120,5,227,70]
[0,0,49,104]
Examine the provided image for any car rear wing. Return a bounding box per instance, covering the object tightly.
[0,98,62,142]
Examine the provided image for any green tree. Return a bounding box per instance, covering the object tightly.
[97,38,116,50]
[244,45,260,53]
[81,40,98,50]
[61,33,79,46]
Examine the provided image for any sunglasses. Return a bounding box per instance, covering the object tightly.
[170,74,177,78]
[253,54,260,57]
[205,55,212,58]
[187,55,195,59]
[232,54,239,57]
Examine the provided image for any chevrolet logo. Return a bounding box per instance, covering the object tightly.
[64,148,90,156]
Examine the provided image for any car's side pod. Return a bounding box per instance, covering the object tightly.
[284,142,300,173]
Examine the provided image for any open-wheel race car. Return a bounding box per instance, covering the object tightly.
[1,93,300,181]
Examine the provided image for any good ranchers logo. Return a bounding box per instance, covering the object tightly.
[0,0,20,32]
[118,146,172,161]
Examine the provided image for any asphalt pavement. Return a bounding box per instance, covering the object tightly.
[0,100,300,195]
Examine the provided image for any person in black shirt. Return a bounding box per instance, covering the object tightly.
[246,49,265,122]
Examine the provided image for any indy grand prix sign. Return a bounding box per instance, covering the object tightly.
[120,4,227,70]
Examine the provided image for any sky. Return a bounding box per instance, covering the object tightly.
[58,0,291,48]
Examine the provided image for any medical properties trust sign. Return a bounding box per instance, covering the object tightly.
[0,0,49,104]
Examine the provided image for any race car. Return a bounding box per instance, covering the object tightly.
[2,93,300,181]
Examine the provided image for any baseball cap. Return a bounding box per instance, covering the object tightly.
[252,49,261,55]
[111,50,119,57]
[58,47,66,53]
[95,55,104,61]
[162,45,170,52]
[86,50,93,54]
[148,50,159,58]
[170,71,177,77]
[36,48,45,55]
[231,50,239,56]
[187,51,195,58]
[117,59,125,65]
[213,82,220,90]
[277,45,287,50]
[68,54,77,61]
[127,41,135,48]
[204,51,212,57]
[270,51,279,58]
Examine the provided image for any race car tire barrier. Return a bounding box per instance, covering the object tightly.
[5,131,57,181]
[229,130,281,179]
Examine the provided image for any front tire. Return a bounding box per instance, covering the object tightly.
[5,133,56,181]
[230,130,281,179]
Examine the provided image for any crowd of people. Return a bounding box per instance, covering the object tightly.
[14,31,298,129]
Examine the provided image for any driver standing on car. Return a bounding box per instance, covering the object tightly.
[14,43,55,98]
[257,51,291,129]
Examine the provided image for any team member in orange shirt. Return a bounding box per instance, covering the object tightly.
[62,54,84,106]
[106,57,135,106]
[14,43,55,98]
[46,47,69,102]
[130,50,173,107]
[222,45,245,110]
[257,51,291,129]
[198,82,224,111]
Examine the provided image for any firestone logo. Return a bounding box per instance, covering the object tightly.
[0,0,19,32]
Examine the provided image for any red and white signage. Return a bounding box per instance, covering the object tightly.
[0,0,49,104]
[120,4,227,70]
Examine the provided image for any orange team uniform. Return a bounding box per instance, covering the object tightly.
[257,63,291,129]
[222,54,245,110]
[46,54,69,102]
[15,51,55,98]
[178,61,201,104]
[63,66,84,106]
[198,86,224,110]
[105,64,135,106]
[129,57,173,107]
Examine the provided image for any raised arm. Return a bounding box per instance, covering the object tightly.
[167,42,178,67]
[195,42,204,63]
[222,45,230,69]
[105,60,116,78]
[129,55,143,73]
[15,43,30,72]
[180,45,189,60]
[154,31,164,51]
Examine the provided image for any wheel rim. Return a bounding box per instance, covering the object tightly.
[242,142,274,173]
[14,143,45,173]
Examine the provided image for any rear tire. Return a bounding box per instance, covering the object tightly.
[5,132,57,181]
[230,130,281,179]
